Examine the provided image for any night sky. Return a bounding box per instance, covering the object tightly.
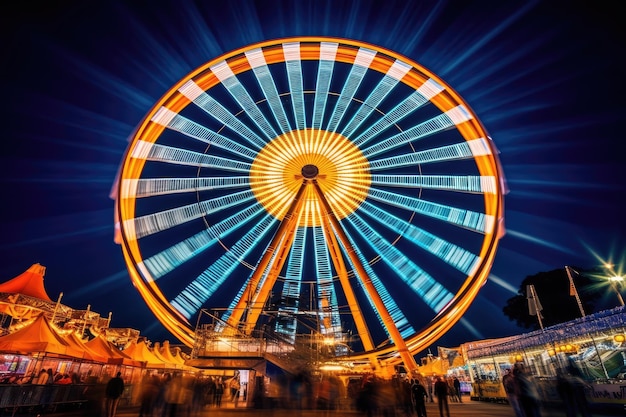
[1,0,624,356]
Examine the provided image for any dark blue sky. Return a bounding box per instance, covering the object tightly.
[1,0,624,354]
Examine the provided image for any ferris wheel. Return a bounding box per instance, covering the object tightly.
[115,37,506,372]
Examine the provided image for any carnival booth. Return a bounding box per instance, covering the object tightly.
[461,306,626,410]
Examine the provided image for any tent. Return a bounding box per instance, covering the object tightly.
[0,315,84,358]
[170,345,189,365]
[64,332,109,363]
[0,264,53,302]
[86,335,144,368]
[123,340,170,369]
[152,342,182,369]
[160,341,186,366]
[0,264,66,322]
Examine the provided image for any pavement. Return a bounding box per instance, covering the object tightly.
[11,399,624,417]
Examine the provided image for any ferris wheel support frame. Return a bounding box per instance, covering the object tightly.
[311,179,419,373]
[224,175,419,373]
[224,180,309,333]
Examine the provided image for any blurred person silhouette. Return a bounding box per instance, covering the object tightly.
[411,378,428,417]
[105,371,125,417]
[556,368,592,417]
[513,362,542,417]
[228,372,241,405]
[163,373,190,417]
[434,376,450,417]
[452,377,462,403]
[35,368,49,385]
[359,374,379,417]
[400,378,413,416]
[138,374,159,417]
[376,378,396,417]
[503,368,523,417]
[214,376,225,407]
[190,375,206,413]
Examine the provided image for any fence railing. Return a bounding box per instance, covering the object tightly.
[0,383,134,413]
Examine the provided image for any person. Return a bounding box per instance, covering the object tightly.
[556,370,592,417]
[502,368,523,417]
[214,377,224,407]
[32,369,49,410]
[513,363,542,417]
[427,377,434,402]
[434,376,450,417]
[411,379,428,417]
[105,371,125,417]
[138,374,159,417]
[56,373,72,384]
[452,377,462,403]
[229,373,241,404]
[164,372,188,417]
[35,368,49,385]
[17,372,34,384]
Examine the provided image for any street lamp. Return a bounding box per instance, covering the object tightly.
[603,263,625,307]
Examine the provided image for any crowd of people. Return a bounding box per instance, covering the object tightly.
[502,362,593,417]
[0,367,82,385]
[133,372,242,417]
[349,374,465,417]
[249,370,467,416]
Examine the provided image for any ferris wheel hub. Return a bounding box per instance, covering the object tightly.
[301,164,319,179]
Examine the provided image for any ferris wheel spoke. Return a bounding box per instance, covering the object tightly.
[312,42,338,130]
[223,181,310,330]
[139,204,268,280]
[221,245,281,330]
[313,225,343,338]
[352,79,445,148]
[340,59,411,139]
[362,105,473,159]
[283,42,307,130]
[130,141,251,173]
[370,174,497,194]
[346,213,455,313]
[316,207,374,349]
[126,176,250,198]
[246,48,293,134]
[178,80,268,151]
[274,225,307,343]
[211,61,278,140]
[360,200,481,276]
[367,187,493,234]
[326,47,376,133]
[151,107,258,159]
[369,138,494,171]
[339,223,415,340]
[171,214,278,319]
[127,190,256,240]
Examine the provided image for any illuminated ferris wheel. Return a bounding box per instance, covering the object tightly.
[115,37,506,372]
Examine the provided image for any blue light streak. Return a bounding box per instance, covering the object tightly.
[363,105,472,158]
[360,201,480,275]
[211,60,278,140]
[366,187,490,234]
[246,48,292,134]
[171,213,277,319]
[346,212,454,313]
[326,47,376,133]
[140,204,266,279]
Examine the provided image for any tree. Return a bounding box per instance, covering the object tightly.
[502,267,602,330]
